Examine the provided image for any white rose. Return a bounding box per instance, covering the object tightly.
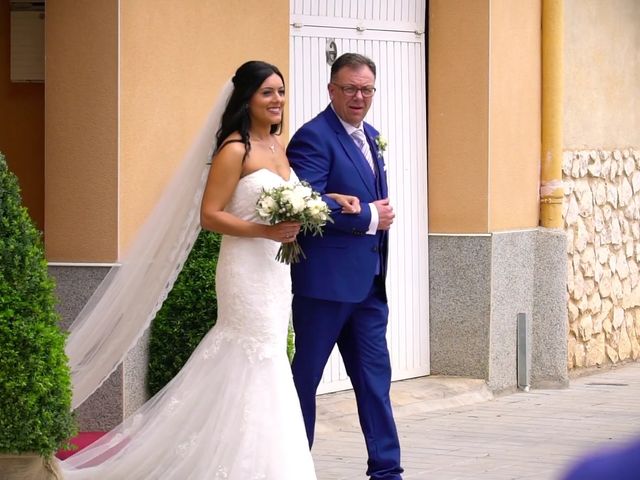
[306,198,325,217]
[257,196,277,218]
[293,184,312,199]
[282,190,306,214]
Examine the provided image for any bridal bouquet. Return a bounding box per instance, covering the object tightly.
[256,181,332,264]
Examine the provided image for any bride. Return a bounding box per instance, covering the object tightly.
[60,61,359,479]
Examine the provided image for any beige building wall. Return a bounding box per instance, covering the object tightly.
[119,0,289,253]
[428,0,541,234]
[564,0,640,369]
[45,0,118,261]
[0,2,45,230]
[45,0,289,261]
[564,0,640,149]
[488,0,541,231]
[428,0,489,233]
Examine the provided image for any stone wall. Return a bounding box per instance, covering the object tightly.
[564,148,640,368]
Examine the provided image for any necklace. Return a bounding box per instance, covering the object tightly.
[251,135,276,154]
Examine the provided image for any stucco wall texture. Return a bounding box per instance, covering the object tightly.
[118,0,289,255]
[44,0,289,262]
[45,1,118,261]
[564,0,640,149]
[428,0,541,234]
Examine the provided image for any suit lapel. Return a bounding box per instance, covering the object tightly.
[322,107,377,198]
[364,125,388,198]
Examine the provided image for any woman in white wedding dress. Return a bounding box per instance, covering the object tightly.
[60,61,359,479]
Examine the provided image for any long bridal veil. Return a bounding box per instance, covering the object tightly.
[65,81,233,408]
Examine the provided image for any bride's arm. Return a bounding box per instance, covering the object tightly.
[326,193,361,214]
[200,143,300,243]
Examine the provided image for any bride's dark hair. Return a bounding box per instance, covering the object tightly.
[214,60,285,160]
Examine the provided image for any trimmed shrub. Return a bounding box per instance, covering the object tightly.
[0,153,76,456]
[147,230,222,395]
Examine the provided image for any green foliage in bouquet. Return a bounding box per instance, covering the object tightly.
[0,153,76,456]
[147,230,222,395]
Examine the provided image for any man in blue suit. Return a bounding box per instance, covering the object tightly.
[287,53,403,480]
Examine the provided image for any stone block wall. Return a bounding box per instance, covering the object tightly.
[564,148,640,368]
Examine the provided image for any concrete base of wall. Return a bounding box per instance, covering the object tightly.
[50,265,150,430]
[429,228,569,392]
[532,228,570,388]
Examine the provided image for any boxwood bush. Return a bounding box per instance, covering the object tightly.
[0,153,76,456]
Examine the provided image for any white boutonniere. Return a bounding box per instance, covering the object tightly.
[374,135,388,156]
[375,135,388,170]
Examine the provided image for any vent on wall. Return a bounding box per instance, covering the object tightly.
[10,1,45,83]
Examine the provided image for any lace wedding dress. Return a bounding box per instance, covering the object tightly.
[61,168,317,480]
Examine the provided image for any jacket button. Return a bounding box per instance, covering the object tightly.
[372,246,378,252]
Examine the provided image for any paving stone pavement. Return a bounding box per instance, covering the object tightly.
[312,362,640,480]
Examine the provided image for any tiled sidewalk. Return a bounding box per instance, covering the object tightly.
[313,362,640,479]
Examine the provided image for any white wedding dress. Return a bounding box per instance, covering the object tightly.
[61,168,316,480]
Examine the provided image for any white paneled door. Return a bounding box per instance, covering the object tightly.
[290,1,429,394]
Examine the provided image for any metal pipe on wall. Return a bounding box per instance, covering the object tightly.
[540,0,564,228]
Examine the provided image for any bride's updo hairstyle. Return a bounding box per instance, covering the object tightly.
[214,60,285,161]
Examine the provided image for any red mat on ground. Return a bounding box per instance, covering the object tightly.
[56,432,107,460]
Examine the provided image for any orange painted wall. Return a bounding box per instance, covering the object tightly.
[428,0,541,233]
[428,0,490,233]
[488,0,541,231]
[118,0,290,253]
[45,0,118,262]
[45,0,288,261]
[0,2,44,230]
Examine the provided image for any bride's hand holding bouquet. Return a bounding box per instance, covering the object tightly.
[256,182,361,264]
[257,181,331,264]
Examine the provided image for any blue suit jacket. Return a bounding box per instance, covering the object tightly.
[287,106,388,303]
[562,437,640,480]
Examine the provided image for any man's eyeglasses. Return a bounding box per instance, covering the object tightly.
[332,83,377,98]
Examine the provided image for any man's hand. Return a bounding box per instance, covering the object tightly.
[373,198,395,230]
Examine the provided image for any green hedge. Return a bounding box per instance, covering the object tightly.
[147,230,222,395]
[0,153,76,456]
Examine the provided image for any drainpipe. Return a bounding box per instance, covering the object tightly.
[539,0,564,228]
